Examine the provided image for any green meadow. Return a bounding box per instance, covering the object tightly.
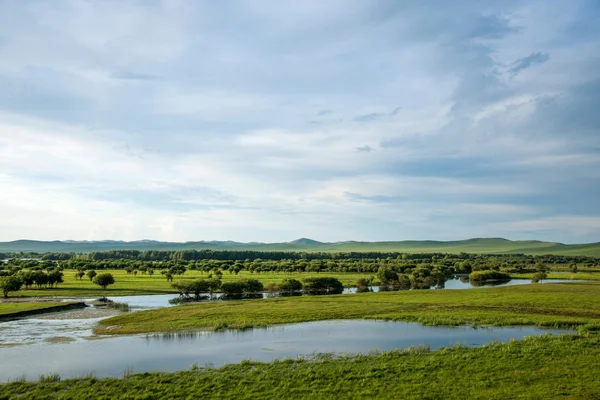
[96,282,600,335]
[13,269,374,297]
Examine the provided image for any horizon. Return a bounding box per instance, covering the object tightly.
[1,1,599,243]
[2,237,599,246]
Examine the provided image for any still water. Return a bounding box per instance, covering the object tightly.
[0,320,570,381]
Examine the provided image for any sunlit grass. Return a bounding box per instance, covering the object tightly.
[96,281,600,335]
[15,269,374,297]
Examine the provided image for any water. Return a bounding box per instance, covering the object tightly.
[0,278,583,347]
[0,320,571,381]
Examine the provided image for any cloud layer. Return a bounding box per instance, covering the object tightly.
[1,0,599,243]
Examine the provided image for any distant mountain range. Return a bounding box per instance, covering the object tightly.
[0,237,599,256]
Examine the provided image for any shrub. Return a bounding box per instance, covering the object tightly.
[303,277,344,294]
[469,270,511,282]
[531,272,548,283]
[279,278,303,292]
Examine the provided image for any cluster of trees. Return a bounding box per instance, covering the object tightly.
[171,276,344,301]
[25,249,600,267]
[3,256,589,277]
[0,269,65,298]
[0,267,115,297]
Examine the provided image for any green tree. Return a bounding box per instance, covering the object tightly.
[86,270,97,281]
[531,272,547,283]
[93,273,115,289]
[377,266,398,284]
[1,275,23,298]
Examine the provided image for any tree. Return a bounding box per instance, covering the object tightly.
[47,270,64,288]
[570,263,578,274]
[531,272,547,283]
[356,277,371,292]
[396,274,412,290]
[93,273,115,289]
[1,275,23,298]
[376,266,398,285]
[75,271,85,280]
[87,270,97,281]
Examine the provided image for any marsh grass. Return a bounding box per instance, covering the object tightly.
[38,373,60,383]
[3,334,600,399]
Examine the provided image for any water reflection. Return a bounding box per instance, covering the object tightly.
[0,320,572,381]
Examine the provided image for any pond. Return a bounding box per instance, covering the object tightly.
[0,319,571,381]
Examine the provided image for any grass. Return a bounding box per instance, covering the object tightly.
[2,333,600,399]
[96,281,600,335]
[0,302,67,316]
[13,270,374,297]
[510,272,600,281]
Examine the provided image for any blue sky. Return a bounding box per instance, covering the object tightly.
[0,0,599,243]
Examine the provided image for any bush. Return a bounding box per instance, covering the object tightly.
[221,279,264,294]
[221,281,245,294]
[303,277,344,294]
[531,272,548,283]
[279,278,303,292]
[172,279,213,299]
[356,277,371,292]
[469,270,511,282]
[377,267,398,284]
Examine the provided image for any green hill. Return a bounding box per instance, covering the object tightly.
[1,238,600,256]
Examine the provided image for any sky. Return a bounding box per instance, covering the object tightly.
[0,0,599,244]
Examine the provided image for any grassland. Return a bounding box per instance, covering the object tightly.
[2,333,600,399]
[95,282,600,334]
[14,270,374,297]
[0,302,66,316]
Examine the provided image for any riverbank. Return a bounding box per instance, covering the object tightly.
[2,333,599,399]
[0,302,87,321]
[95,281,600,335]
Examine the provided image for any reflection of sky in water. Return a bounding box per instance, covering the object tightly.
[1,279,583,347]
[0,320,572,381]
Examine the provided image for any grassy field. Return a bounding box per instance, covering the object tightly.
[95,282,600,335]
[14,270,374,298]
[2,333,600,399]
[511,272,600,281]
[0,302,66,316]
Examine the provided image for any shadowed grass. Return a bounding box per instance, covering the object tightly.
[0,302,66,316]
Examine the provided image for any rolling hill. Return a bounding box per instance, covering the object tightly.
[0,238,599,256]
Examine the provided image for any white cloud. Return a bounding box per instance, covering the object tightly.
[0,1,598,243]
